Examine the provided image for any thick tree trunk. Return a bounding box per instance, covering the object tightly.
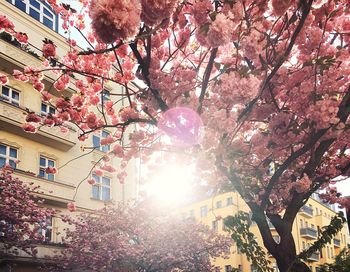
[272,232,311,272]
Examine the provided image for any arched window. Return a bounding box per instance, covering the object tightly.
[7,0,57,31]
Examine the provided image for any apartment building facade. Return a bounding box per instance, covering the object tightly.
[0,1,137,270]
[179,191,349,272]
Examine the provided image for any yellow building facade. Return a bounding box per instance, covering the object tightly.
[179,192,349,272]
[0,1,137,270]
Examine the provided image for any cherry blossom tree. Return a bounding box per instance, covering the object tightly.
[0,167,56,257]
[1,0,350,271]
[52,204,232,272]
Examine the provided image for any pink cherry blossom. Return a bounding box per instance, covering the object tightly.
[67,202,77,212]
[42,42,56,58]
[0,73,9,85]
[22,123,37,133]
[45,166,57,174]
[89,0,141,43]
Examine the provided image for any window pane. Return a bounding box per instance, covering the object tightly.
[92,174,100,183]
[48,160,54,167]
[102,131,109,138]
[49,107,55,114]
[92,135,100,148]
[39,169,45,177]
[41,103,47,113]
[92,185,100,199]
[40,157,46,166]
[0,145,6,155]
[9,148,17,158]
[44,8,54,18]
[2,86,9,97]
[30,0,40,9]
[47,174,54,180]
[15,0,26,12]
[102,177,110,186]
[29,8,40,20]
[101,145,109,153]
[9,160,16,168]
[43,17,53,29]
[102,187,110,201]
[0,157,6,167]
[11,91,19,101]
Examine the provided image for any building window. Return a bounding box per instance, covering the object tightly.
[93,130,110,152]
[101,89,110,103]
[38,216,52,242]
[216,200,222,209]
[225,265,232,272]
[41,102,55,115]
[0,144,18,168]
[200,206,207,217]
[212,220,218,231]
[327,246,330,258]
[1,85,20,106]
[39,156,55,180]
[7,0,57,31]
[92,174,111,201]
[227,197,233,206]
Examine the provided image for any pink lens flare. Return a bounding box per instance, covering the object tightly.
[158,107,204,146]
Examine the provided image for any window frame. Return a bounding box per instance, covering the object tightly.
[200,205,207,218]
[0,144,18,168]
[216,200,222,209]
[41,102,56,115]
[38,155,55,180]
[93,130,111,153]
[0,85,20,106]
[37,216,53,242]
[7,0,56,30]
[101,89,111,104]
[91,174,111,202]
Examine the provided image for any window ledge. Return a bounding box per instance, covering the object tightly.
[14,168,76,189]
[90,197,112,203]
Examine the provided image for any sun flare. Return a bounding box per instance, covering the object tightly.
[142,163,195,206]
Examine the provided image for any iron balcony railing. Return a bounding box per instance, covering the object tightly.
[300,227,318,239]
[300,205,314,217]
[334,238,341,247]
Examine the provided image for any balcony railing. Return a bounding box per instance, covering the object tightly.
[307,252,320,262]
[0,100,76,150]
[300,227,318,239]
[334,238,341,247]
[300,205,314,217]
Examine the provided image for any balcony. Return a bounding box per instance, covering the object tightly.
[300,205,314,218]
[14,169,76,206]
[0,100,76,150]
[300,227,318,239]
[307,252,320,262]
[334,238,341,248]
